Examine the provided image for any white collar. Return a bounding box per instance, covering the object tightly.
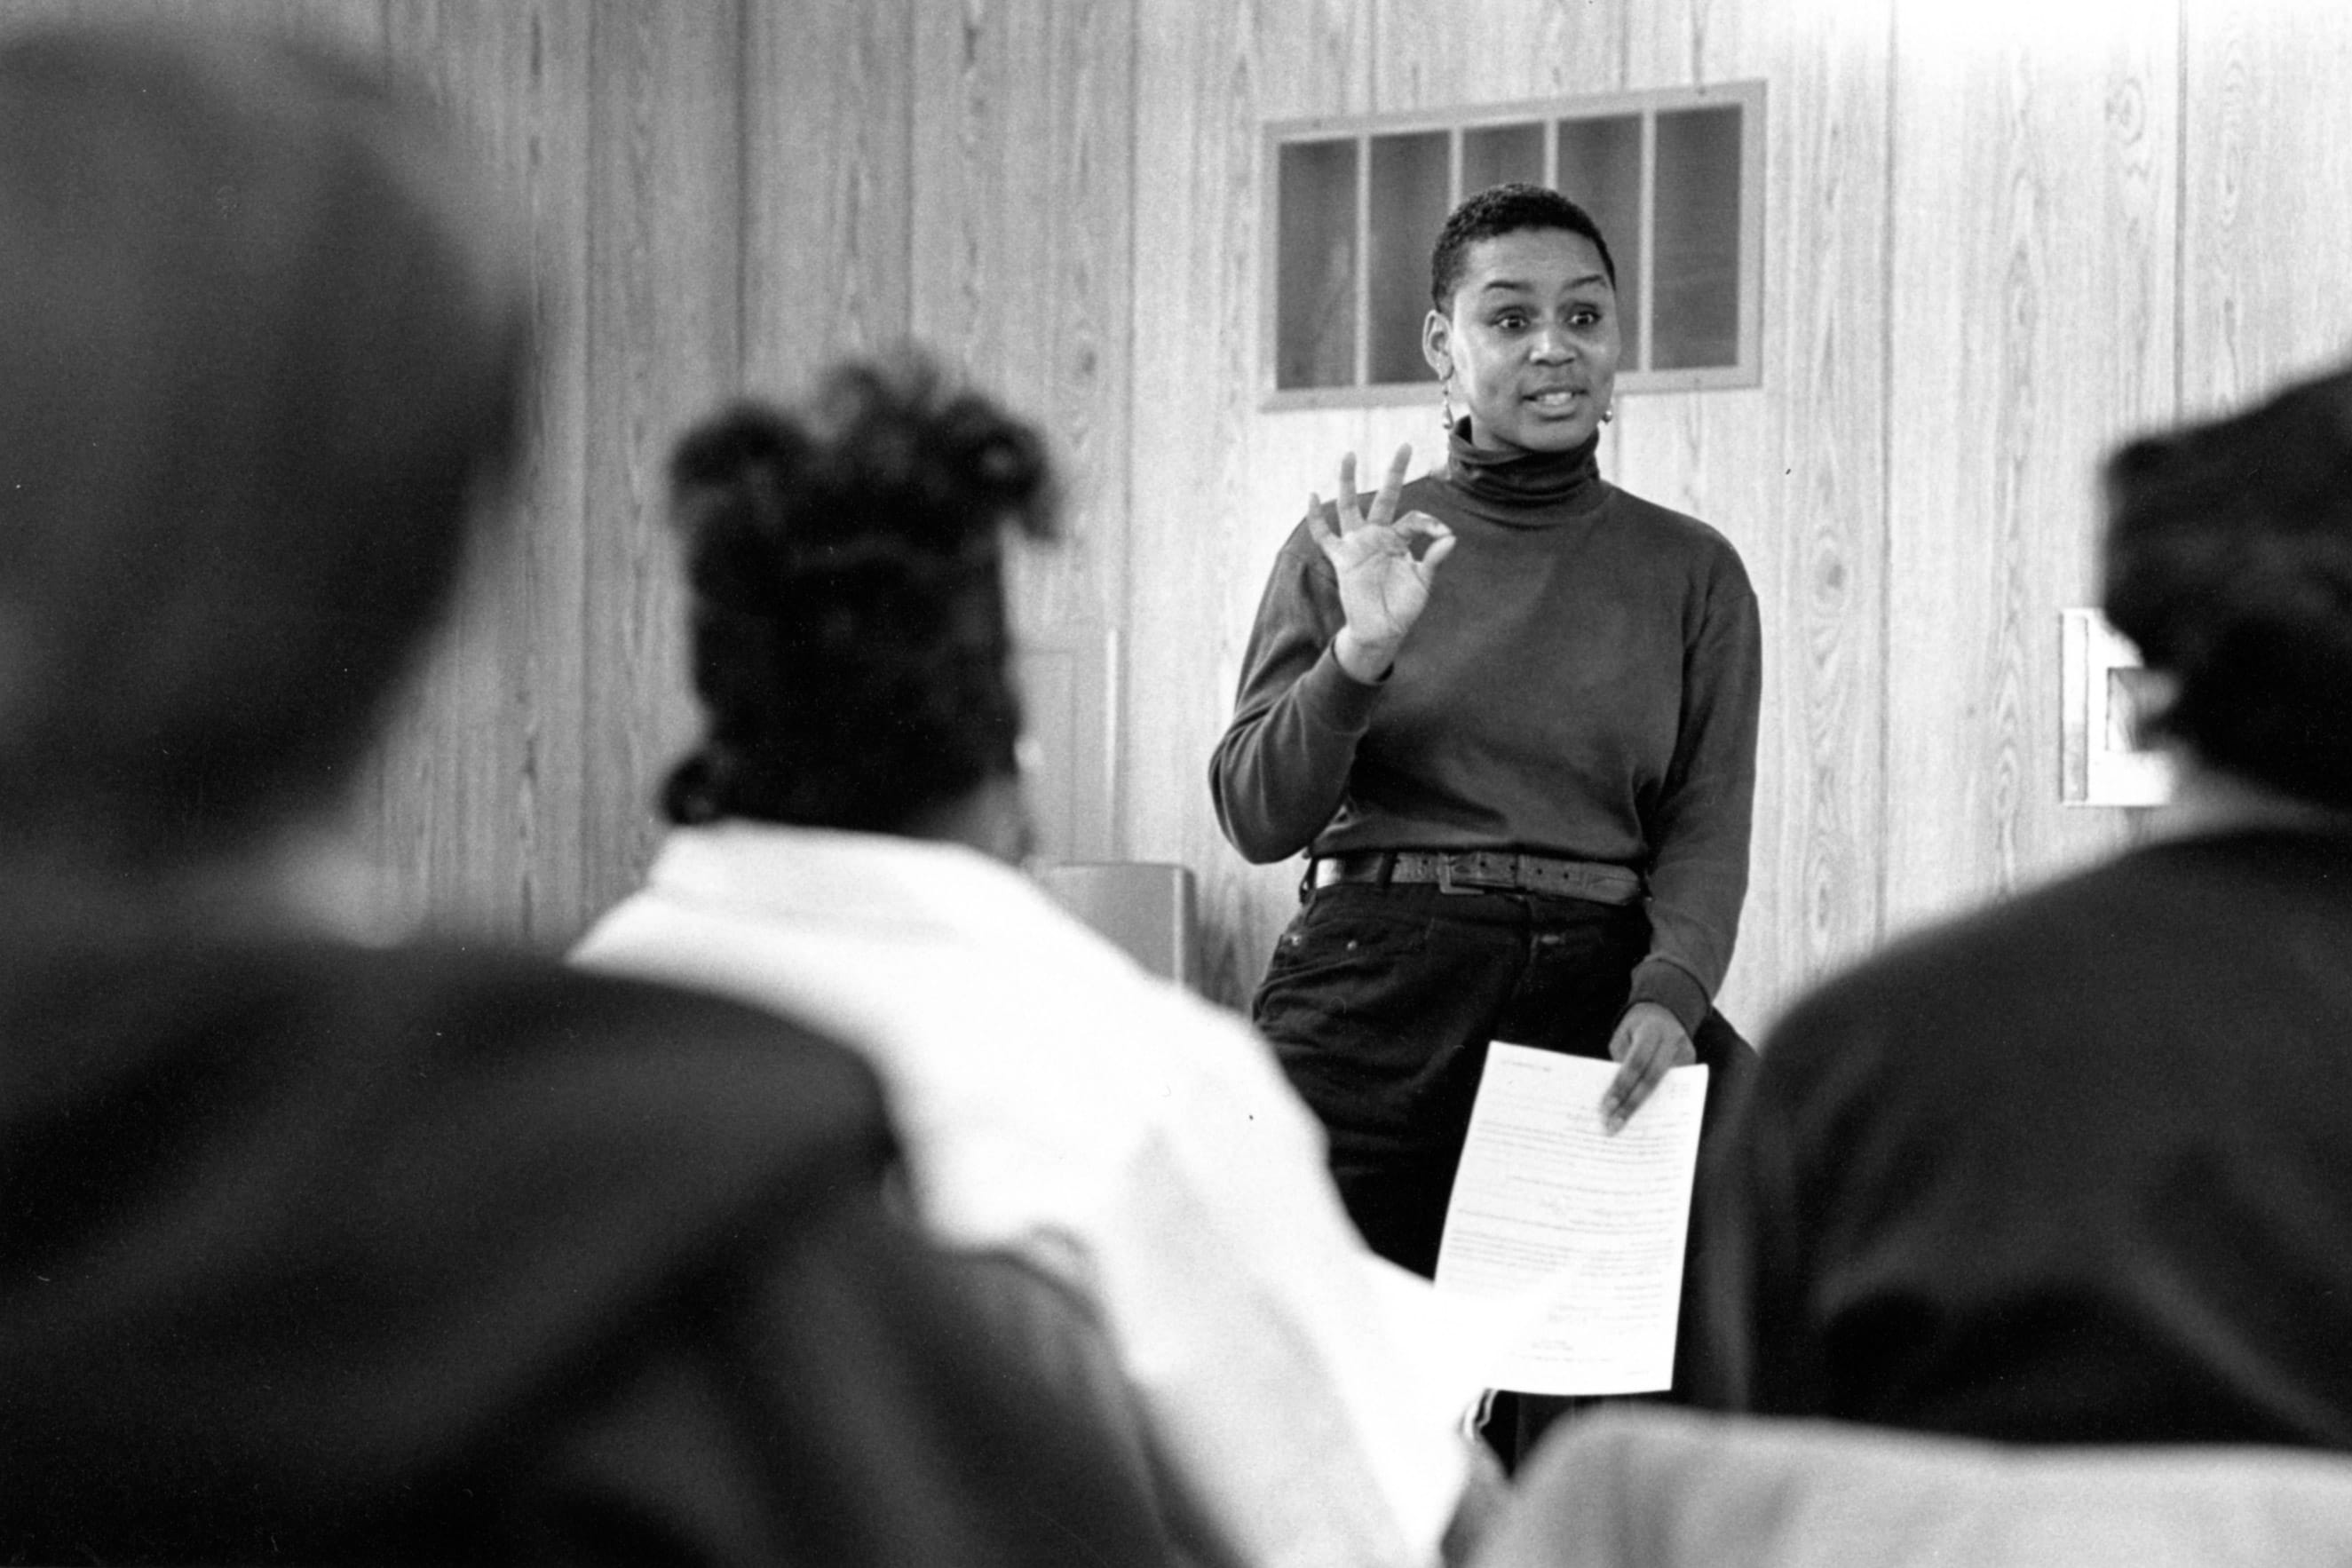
[642,819,1057,940]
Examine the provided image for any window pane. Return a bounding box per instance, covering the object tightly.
[1367,130,1451,384]
[1651,105,1743,371]
[1461,121,1543,197]
[1555,114,1643,368]
[1276,138,1358,389]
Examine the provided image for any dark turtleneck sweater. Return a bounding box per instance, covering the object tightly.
[1209,429,1761,1030]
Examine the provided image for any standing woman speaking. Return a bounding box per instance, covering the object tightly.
[1210,183,1762,1303]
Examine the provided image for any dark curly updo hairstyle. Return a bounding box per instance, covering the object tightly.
[1430,182,1617,311]
[661,354,1059,834]
[2102,363,2352,811]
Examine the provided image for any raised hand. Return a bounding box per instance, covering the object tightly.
[1307,445,1456,682]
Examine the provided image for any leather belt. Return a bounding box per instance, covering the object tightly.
[1310,849,1643,906]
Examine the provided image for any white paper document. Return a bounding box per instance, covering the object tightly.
[1433,1043,1708,1396]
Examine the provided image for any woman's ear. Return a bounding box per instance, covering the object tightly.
[1421,309,1453,380]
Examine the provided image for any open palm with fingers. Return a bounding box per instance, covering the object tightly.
[1309,444,1456,679]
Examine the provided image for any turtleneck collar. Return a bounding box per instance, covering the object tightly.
[1444,419,1607,513]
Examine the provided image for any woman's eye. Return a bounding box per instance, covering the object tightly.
[1493,312,1527,329]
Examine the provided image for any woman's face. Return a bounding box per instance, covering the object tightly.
[1423,226,1621,455]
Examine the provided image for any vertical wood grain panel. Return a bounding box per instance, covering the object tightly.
[2181,4,2352,416]
[1372,0,1629,105]
[1128,0,1378,1005]
[576,2,743,931]
[1128,0,1287,1001]
[1881,4,2178,938]
[1040,0,1136,645]
[907,0,1135,865]
[370,1,594,944]
[740,0,912,401]
[1743,8,1892,1028]
[910,0,1011,385]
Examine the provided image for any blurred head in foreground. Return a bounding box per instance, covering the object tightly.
[2103,362,2352,815]
[0,18,528,873]
[661,354,1057,863]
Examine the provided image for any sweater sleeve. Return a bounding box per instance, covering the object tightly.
[1208,527,1386,864]
[1626,547,1762,1033]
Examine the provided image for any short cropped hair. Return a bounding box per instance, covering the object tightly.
[0,20,529,863]
[2103,363,2352,810]
[661,354,1059,835]
[1429,182,1618,311]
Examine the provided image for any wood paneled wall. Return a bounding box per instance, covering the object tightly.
[370,1,744,946]
[4,0,1129,950]
[24,2,2352,1032]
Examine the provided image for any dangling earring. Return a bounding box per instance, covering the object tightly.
[1439,371,1455,433]
[1600,403,1615,425]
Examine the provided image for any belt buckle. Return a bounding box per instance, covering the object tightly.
[1435,852,1482,895]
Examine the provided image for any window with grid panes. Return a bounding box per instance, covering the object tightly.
[1266,83,1763,407]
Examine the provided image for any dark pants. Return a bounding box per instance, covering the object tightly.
[1249,879,1754,1460]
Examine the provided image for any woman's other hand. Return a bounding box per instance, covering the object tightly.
[1599,1002,1697,1131]
[1308,445,1456,682]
